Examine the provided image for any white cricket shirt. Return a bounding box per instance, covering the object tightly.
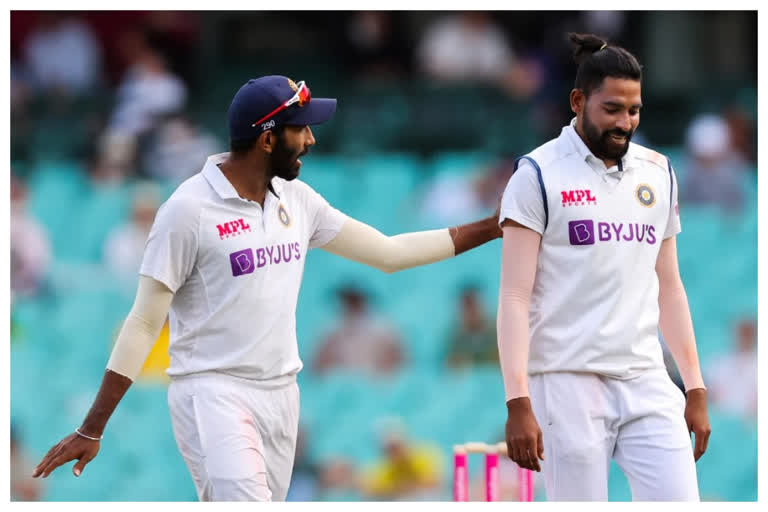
[500,119,681,378]
[140,153,347,384]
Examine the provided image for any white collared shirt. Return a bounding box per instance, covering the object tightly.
[499,121,681,378]
[139,153,347,382]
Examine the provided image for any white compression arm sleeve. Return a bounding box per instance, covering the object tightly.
[321,217,455,273]
[106,275,174,381]
[497,224,541,401]
[656,236,706,391]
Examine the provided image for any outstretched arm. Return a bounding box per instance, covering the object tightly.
[33,276,173,478]
[321,214,501,273]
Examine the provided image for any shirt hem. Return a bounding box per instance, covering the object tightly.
[168,369,298,389]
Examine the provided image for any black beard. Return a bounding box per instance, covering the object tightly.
[582,110,633,161]
[270,137,303,181]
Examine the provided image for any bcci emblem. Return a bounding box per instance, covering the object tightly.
[636,184,656,207]
[278,204,291,227]
[287,78,298,92]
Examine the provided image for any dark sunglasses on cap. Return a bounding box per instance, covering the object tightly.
[251,80,312,127]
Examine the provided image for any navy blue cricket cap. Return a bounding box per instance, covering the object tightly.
[227,75,337,141]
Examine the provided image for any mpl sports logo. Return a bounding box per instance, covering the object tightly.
[217,218,252,240]
[561,189,597,207]
[568,219,657,246]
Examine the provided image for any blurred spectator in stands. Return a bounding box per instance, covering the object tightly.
[11,62,33,165]
[420,156,512,225]
[313,285,404,376]
[11,424,43,501]
[416,12,542,99]
[10,62,31,114]
[343,12,410,80]
[287,425,357,501]
[420,171,486,225]
[142,114,220,184]
[445,285,499,369]
[474,157,517,210]
[22,11,102,97]
[11,174,52,300]
[142,11,201,88]
[681,114,748,214]
[103,182,162,281]
[579,11,628,41]
[104,28,187,164]
[706,317,757,420]
[723,105,757,164]
[87,141,136,186]
[361,419,443,500]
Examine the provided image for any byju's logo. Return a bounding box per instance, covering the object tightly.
[568,220,658,246]
[568,220,595,245]
[230,248,255,277]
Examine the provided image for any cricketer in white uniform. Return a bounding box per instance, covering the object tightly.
[32,75,503,501]
[496,34,710,501]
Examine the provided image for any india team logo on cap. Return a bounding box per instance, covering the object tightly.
[278,203,291,227]
[287,78,298,92]
[636,184,656,207]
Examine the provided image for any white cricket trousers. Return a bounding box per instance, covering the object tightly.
[167,372,300,501]
[527,369,699,501]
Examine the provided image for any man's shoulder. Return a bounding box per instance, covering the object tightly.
[278,176,313,192]
[525,134,577,170]
[159,174,209,216]
[630,142,671,173]
[277,177,327,203]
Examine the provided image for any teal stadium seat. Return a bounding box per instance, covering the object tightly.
[697,411,758,501]
[27,161,91,261]
[73,185,133,263]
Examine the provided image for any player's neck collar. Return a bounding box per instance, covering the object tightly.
[202,153,239,199]
[565,119,636,171]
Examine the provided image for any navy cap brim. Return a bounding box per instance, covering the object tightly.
[282,98,337,126]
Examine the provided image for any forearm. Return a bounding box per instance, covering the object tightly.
[497,224,540,401]
[82,276,173,436]
[106,275,173,379]
[323,216,501,273]
[450,216,502,255]
[319,219,433,273]
[659,281,705,392]
[79,370,133,437]
[498,296,531,400]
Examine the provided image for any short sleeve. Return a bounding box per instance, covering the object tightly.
[664,165,682,239]
[302,184,348,249]
[139,196,200,293]
[499,161,547,235]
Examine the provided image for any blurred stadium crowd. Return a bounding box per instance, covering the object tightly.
[10,11,756,501]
